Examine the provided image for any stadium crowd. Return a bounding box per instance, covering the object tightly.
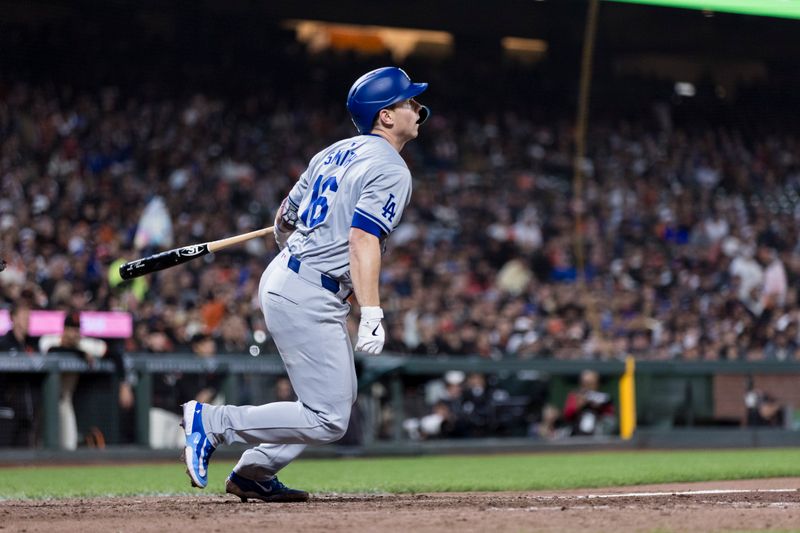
[2,39,800,368]
[4,16,800,447]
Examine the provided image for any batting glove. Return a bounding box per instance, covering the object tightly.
[274,197,298,250]
[356,306,385,354]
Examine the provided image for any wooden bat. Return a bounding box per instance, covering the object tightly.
[119,226,275,280]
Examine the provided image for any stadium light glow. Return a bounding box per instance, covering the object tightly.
[283,20,453,60]
[501,37,548,64]
[501,37,548,53]
[606,0,800,20]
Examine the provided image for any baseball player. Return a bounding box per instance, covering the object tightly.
[181,67,430,501]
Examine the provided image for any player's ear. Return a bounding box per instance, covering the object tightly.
[376,108,394,129]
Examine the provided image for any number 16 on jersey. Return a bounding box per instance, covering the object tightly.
[300,174,338,228]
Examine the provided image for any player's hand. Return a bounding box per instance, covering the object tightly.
[356,306,385,354]
[274,197,298,250]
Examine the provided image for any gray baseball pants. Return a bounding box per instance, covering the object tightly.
[201,249,356,480]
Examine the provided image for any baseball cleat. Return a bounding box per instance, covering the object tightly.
[225,471,309,503]
[180,400,215,489]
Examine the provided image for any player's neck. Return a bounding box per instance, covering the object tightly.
[369,129,406,152]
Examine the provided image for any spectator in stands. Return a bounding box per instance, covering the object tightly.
[562,370,616,436]
[461,372,494,437]
[0,301,39,446]
[217,314,250,354]
[745,390,785,428]
[147,330,184,449]
[403,399,462,440]
[0,301,37,354]
[441,371,467,420]
[149,332,222,449]
[177,333,223,406]
[403,371,470,440]
[40,311,107,450]
[763,321,798,362]
[529,404,569,441]
[757,240,788,315]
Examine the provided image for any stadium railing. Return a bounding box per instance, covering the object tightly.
[1,353,799,450]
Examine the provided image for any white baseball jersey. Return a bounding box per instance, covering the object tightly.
[284,134,412,284]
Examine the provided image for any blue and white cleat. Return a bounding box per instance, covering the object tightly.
[180,400,215,489]
[225,471,309,503]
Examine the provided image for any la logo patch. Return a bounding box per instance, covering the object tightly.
[381,193,397,222]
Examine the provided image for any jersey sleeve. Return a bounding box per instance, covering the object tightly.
[288,149,327,211]
[351,165,412,238]
[286,169,310,212]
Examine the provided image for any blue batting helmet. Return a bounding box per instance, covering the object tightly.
[346,67,430,134]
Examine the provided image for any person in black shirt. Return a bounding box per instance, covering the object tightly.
[149,332,222,448]
[0,303,37,354]
[0,302,39,446]
[40,311,108,449]
[176,333,223,408]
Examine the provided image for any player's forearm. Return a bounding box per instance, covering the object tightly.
[349,228,381,307]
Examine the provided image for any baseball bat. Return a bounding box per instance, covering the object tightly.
[118,226,275,280]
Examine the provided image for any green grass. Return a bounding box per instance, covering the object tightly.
[1,448,799,499]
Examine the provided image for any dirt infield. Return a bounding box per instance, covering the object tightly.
[3,478,799,532]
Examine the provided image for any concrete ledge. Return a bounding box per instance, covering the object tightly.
[634,428,800,449]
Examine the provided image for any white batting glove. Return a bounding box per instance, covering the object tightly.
[355,306,385,354]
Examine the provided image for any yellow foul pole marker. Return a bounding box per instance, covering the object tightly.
[619,356,636,440]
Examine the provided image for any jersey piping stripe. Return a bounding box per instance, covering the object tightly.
[354,207,391,234]
[351,211,384,237]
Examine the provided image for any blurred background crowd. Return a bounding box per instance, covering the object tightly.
[2,4,800,446]
[3,24,800,365]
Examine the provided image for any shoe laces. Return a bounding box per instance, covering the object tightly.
[271,477,288,490]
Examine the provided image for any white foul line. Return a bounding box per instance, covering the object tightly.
[484,488,800,512]
[584,488,798,499]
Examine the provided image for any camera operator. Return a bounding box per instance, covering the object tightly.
[563,370,616,436]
